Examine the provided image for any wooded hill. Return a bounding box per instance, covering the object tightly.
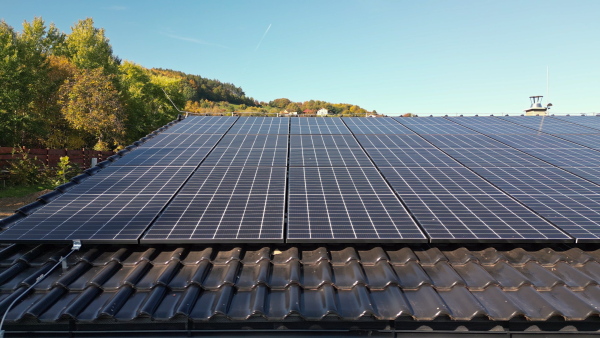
[0,18,376,151]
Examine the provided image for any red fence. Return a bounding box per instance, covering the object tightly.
[0,147,114,170]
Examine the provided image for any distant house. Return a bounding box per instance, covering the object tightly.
[281,110,297,116]
[303,109,315,115]
[316,108,328,116]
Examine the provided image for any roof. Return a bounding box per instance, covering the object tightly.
[1,243,600,336]
[1,115,600,336]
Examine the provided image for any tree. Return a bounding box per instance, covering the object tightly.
[59,68,124,150]
[64,18,119,74]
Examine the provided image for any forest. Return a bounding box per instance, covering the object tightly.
[0,17,377,151]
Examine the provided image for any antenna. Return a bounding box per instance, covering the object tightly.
[546,66,549,103]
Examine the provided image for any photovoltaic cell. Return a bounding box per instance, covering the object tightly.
[290,118,350,134]
[112,147,213,167]
[142,134,222,148]
[161,116,237,134]
[227,117,289,134]
[289,135,371,167]
[441,148,549,167]
[216,134,288,149]
[0,194,173,243]
[203,147,287,166]
[367,147,462,167]
[553,116,600,131]
[354,134,434,148]
[343,117,414,134]
[287,167,426,242]
[561,167,600,185]
[499,116,600,134]
[421,134,511,149]
[142,167,286,243]
[471,167,600,241]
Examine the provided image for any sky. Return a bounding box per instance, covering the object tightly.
[2,0,600,116]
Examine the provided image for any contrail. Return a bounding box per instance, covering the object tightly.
[254,24,272,51]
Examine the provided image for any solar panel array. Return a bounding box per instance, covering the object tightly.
[2,115,600,244]
[287,117,425,242]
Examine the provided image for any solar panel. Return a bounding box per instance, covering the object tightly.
[142,167,286,243]
[518,148,600,167]
[203,147,287,166]
[401,194,570,241]
[161,116,237,134]
[287,167,426,242]
[447,116,538,134]
[472,167,600,241]
[489,134,585,149]
[343,117,414,134]
[441,148,549,167]
[289,135,372,167]
[392,117,476,135]
[141,133,222,148]
[290,117,350,134]
[553,116,600,131]
[561,167,600,185]
[0,194,172,243]
[366,147,462,167]
[421,134,511,149]
[354,134,434,148]
[378,167,570,242]
[500,116,600,134]
[227,117,289,134]
[216,134,288,149]
[112,147,213,167]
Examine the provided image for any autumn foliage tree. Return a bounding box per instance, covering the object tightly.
[59,68,124,150]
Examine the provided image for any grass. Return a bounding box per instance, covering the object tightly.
[0,185,50,199]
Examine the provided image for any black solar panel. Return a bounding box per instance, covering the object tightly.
[161,116,237,134]
[354,134,434,148]
[142,167,286,243]
[442,148,549,167]
[0,194,173,243]
[421,134,511,149]
[287,167,426,242]
[367,147,462,167]
[500,116,600,134]
[227,117,289,134]
[216,134,288,149]
[290,117,350,134]
[142,134,222,148]
[112,147,213,167]
[289,135,371,167]
[553,116,600,131]
[343,117,414,134]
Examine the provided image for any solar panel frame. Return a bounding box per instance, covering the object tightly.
[343,117,414,134]
[227,117,290,134]
[290,117,351,134]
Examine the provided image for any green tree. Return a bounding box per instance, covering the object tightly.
[64,18,119,74]
[59,68,124,150]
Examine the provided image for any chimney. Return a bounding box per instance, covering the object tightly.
[524,96,551,116]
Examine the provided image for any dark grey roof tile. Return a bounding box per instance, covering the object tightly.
[529,248,570,266]
[102,265,135,290]
[358,247,389,265]
[4,288,43,322]
[153,289,182,320]
[550,262,598,289]
[54,260,92,288]
[301,260,333,289]
[271,247,299,264]
[482,261,531,290]
[62,286,103,319]
[437,286,487,320]
[452,262,497,290]
[228,284,268,320]
[152,247,186,264]
[502,248,534,266]
[362,261,399,289]
[391,261,432,289]
[421,262,465,290]
[114,289,147,321]
[386,247,418,264]
[330,247,359,265]
[563,248,594,265]
[443,247,478,265]
[91,247,130,265]
[369,286,412,319]
[241,247,270,264]
[202,261,240,290]
[139,284,168,317]
[578,261,600,282]
[403,286,450,320]
[0,244,22,265]
[514,262,563,290]
[87,260,122,288]
[471,286,522,320]
[175,284,202,317]
[302,284,338,320]
[236,259,270,290]
[470,247,506,266]
[270,259,301,289]
[336,285,376,319]
[0,261,27,286]
[581,285,600,311]
[38,291,78,322]
[189,285,234,320]
[99,285,135,318]
[212,247,242,265]
[121,247,156,266]
[181,247,212,264]
[266,284,301,319]
[503,286,559,320]
[24,286,67,319]
[187,260,211,286]
[538,285,598,320]
[414,247,447,266]
[168,264,200,289]
[155,260,183,286]
[586,249,600,262]
[77,289,113,321]
[331,260,367,289]
[122,260,152,287]
[301,247,329,264]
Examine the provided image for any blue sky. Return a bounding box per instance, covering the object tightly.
[2,0,599,116]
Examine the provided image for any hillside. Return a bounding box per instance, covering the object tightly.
[0,17,376,151]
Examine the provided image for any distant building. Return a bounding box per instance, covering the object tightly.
[316,108,328,116]
[303,109,315,114]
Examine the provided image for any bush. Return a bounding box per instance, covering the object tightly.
[6,149,79,188]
